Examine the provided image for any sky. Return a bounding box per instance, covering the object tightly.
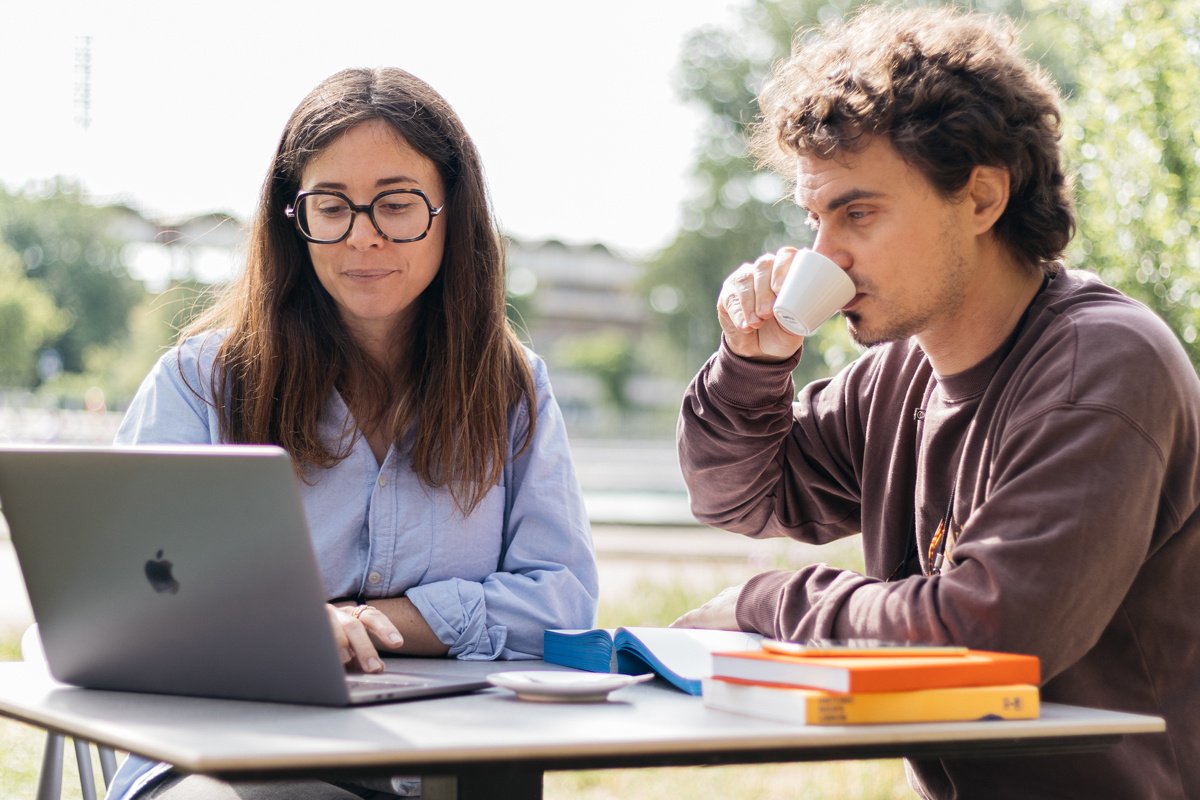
[0,1,745,260]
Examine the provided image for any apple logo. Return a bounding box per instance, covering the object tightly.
[144,549,180,594]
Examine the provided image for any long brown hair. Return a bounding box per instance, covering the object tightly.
[186,67,535,513]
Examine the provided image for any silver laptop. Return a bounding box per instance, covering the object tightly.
[0,443,488,706]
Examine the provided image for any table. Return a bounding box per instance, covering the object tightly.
[0,660,1165,800]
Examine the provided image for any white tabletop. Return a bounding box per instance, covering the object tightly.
[0,660,1165,778]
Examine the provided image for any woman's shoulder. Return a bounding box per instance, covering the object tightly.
[174,328,229,358]
[152,329,230,387]
[517,343,550,388]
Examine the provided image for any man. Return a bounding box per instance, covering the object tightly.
[673,6,1199,798]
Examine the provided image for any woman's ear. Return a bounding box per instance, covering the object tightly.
[967,165,1010,236]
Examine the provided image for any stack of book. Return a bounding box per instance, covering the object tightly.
[703,642,1041,725]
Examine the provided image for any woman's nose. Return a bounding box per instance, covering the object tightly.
[344,210,383,249]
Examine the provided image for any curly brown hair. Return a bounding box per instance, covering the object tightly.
[752,5,1074,276]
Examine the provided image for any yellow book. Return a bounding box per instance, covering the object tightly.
[702,678,1039,725]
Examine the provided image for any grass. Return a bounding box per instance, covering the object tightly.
[0,707,109,800]
[0,539,914,799]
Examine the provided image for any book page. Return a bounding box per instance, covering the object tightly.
[543,628,618,673]
[615,628,762,691]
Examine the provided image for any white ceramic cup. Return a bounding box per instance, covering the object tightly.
[772,249,855,336]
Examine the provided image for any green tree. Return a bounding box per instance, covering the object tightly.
[0,243,69,386]
[41,279,216,408]
[1052,0,1200,363]
[556,331,638,410]
[0,180,144,375]
[646,0,829,380]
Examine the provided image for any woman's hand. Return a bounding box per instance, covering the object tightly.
[326,603,404,673]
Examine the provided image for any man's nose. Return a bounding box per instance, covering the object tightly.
[812,233,851,271]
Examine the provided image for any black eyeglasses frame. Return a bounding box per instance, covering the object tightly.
[284,188,445,244]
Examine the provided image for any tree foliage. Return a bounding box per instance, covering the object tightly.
[0,180,144,376]
[1051,0,1200,361]
[40,279,216,408]
[556,330,638,410]
[644,0,829,379]
[0,243,68,386]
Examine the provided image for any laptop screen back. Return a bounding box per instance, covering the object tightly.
[0,444,356,705]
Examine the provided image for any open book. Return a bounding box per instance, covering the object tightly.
[543,627,763,695]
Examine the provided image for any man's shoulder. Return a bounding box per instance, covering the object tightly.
[1014,270,1200,425]
[1046,270,1189,368]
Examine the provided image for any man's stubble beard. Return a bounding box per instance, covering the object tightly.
[843,220,970,348]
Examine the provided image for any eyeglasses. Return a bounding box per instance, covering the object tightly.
[285,189,444,244]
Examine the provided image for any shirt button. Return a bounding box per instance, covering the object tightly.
[377,474,387,487]
[367,571,382,585]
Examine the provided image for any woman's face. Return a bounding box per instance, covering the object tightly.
[298,119,446,354]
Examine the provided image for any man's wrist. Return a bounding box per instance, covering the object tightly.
[720,334,803,366]
[735,570,794,634]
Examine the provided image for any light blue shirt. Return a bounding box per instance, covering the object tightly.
[106,331,599,799]
[114,331,599,658]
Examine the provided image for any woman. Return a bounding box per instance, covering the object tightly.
[107,67,599,800]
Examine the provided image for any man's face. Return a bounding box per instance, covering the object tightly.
[794,137,976,347]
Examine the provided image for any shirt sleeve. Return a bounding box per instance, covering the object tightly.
[405,355,600,660]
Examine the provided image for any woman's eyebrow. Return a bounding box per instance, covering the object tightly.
[306,176,422,191]
[375,175,421,188]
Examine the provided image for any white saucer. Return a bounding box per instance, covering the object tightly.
[487,671,655,703]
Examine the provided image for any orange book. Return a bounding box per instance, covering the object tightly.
[702,678,1040,725]
[710,648,1039,693]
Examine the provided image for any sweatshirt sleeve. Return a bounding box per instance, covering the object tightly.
[735,399,1169,681]
[677,337,865,543]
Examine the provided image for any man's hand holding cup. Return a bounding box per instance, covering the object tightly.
[718,247,854,362]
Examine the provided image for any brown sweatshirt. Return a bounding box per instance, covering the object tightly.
[678,270,1200,799]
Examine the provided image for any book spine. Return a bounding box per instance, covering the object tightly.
[702,679,1039,725]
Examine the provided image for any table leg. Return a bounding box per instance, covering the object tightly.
[422,764,543,800]
[36,732,64,800]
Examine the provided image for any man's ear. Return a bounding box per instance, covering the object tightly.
[967,165,1010,235]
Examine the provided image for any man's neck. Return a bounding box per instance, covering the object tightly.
[917,259,1045,378]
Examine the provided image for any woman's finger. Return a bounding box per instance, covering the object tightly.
[357,605,405,651]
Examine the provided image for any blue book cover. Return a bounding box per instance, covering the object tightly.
[543,627,762,696]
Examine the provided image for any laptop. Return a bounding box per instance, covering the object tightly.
[0,443,489,706]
